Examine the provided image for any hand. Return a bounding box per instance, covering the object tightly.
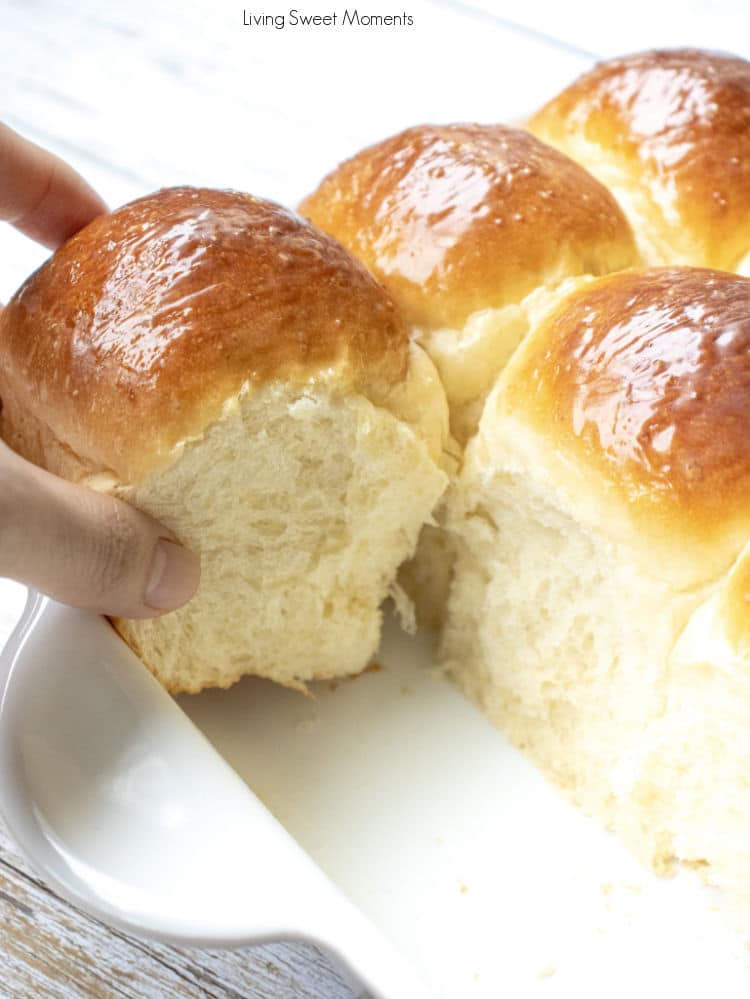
[0,123,200,617]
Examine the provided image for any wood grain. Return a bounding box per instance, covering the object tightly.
[0,816,357,999]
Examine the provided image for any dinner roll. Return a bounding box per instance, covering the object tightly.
[0,186,450,692]
[528,49,750,271]
[300,123,639,445]
[441,267,750,897]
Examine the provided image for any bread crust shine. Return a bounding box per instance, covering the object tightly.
[0,187,410,483]
[529,49,750,269]
[300,124,638,330]
[0,186,451,693]
[502,267,750,549]
[441,264,750,899]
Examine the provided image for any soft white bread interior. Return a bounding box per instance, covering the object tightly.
[301,124,639,629]
[528,49,750,271]
[300,123,639,446]
[0,187,450,692]
[440,267,750,897]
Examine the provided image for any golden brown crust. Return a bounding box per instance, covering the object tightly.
[504,268,750,539]
[529,49,750,269]
[0,187,409,482]
[300,124,638,330]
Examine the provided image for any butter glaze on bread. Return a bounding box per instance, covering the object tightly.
[505,267,750,572]
[0,186,412,483]
[301,123,639,444]
[302,125,639,629]
[529,49,750,271]
[0,187,450,692]
[442,266,750,897]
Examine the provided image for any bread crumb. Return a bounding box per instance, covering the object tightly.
[600,881,613,896]
[537,966,556,979]
[389,580,416,633]
[460,884,468,894]
[345,662,384,682]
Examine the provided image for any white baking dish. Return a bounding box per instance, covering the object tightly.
[1,583,748,997]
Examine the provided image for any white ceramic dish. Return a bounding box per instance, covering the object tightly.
[1,582,750,997]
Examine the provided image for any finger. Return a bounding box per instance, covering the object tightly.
[0,443,200,618]
[0,122,108,249]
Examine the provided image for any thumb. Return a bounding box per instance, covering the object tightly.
[0,442,200,618]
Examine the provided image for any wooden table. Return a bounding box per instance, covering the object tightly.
[0,814,355,999]
[0,1,747,995]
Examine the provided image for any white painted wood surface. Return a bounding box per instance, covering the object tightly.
[0,0,747,995]
[0,812,356,999]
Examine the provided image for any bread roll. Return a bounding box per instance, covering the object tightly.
[441,266,750,897]
[528,49,750,271]
[300,123,639,445]
[0,186,450,692]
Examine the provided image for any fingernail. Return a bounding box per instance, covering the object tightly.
[145,539,200,611]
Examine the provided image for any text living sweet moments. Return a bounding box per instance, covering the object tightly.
[242,10,414,28]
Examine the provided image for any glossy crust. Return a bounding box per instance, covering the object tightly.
[0,187,409,482]
[300,124,638,329]
[529,49,750,269]
[503,268,750,543]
